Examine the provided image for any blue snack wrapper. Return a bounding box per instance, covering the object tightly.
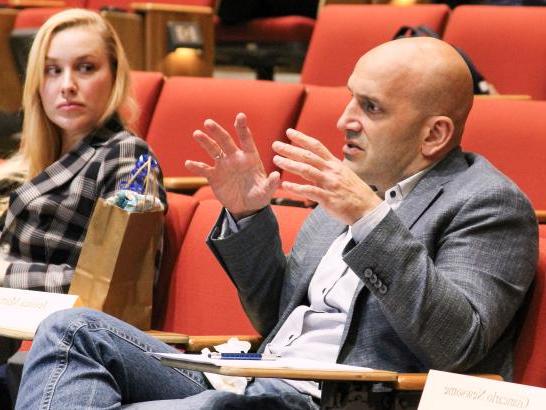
[108,155,163,212]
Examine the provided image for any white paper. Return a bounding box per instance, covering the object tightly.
[0,287,79,339]
[418,370,546,410]
[155,352,374,372]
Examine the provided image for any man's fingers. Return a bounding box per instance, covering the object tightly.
[264,171,281,195]
[281,181,324,204]
[185,160,213,178]
[203,119,239,155]
[192,130,224,160]
[285,128,336,160]
[234,113,259,153]
[272,140,326,169]
[273,155,326,185]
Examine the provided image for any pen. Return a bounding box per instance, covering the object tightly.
[208,352,280,361]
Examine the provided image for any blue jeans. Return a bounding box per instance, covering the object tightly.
[16,308,319,409]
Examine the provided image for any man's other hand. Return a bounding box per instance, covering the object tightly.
[272,129,381,225]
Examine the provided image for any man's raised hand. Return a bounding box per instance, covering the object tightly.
[185,113,280,219]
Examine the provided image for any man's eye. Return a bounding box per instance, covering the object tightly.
[364,100,380,113]
[78,63,95,73]
[45,65,61,75]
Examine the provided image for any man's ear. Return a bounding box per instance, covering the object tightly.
[421,116,454,158]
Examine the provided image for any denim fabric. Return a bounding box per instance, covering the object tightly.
[16,308,318,409]
[121,379,319,410]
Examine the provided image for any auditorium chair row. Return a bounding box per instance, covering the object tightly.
[129,71,546,222]
[2,3,546,114]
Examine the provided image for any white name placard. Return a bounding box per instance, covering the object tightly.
[0,287,79,340]
[418,370,546,410]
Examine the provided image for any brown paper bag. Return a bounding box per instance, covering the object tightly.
[69,198,163,330]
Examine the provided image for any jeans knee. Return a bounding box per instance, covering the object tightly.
[36,308,104,340]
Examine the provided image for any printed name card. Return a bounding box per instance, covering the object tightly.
[418,370,546,410]
[0,287,79,340]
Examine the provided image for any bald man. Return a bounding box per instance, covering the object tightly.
[17,38,537,409]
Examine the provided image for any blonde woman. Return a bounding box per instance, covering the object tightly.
[0,8,166,294]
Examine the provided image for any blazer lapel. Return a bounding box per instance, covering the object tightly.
[395,148,469,229]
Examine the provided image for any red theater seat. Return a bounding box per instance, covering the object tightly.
[146,77,305,183]
[129,71,164,138]
[152,192,198,327]
[300,4,450,87]
[514,235,546,387]
[444,6,546,99]
[462,99,546,213]
[162,199,312,335]
[11,7,64,30]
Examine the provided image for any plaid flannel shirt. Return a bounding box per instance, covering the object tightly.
[0,118,167,293]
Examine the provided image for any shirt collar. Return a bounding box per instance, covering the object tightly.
[384,163,436,206]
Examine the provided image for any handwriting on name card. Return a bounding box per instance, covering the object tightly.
[442,385,529,408]
[418,370,546,410]
[0,288,79,340]
[0,295,49,310]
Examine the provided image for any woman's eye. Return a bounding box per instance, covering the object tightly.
[78,63,95,73]
[45,65,61,76]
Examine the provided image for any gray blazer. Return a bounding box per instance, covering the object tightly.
[208,148,538,380]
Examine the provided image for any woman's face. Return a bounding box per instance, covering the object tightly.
[40,26,114,149]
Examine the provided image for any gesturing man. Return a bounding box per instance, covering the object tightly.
[16,37,537,409]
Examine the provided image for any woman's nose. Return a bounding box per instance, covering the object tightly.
[61,72,77,97]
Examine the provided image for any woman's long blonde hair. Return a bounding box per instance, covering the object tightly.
[19,8,136,179]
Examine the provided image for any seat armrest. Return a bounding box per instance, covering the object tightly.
[183,335,263,352]
[394,373,503,391]
[474,94,531,100]
[145,330,189,345]
[8,0,65,6]
[132,3,212,14]
[164,177,208,192]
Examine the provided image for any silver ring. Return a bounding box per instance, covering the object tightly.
[214,150,224,160]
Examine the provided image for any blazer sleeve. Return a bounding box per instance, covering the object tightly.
[208,206,287,336]
[343,184,538,371]
[3,133,167,293]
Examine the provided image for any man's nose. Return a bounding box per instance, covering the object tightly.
[61,71,77,97]
[337,99,361,133]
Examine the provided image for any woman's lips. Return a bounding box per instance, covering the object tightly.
[57,102,84,111]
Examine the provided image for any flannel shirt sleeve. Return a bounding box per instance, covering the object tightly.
[98,133,167,205]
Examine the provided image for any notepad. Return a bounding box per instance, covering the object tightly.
[154,352,374,371]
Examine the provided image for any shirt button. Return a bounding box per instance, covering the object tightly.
[374,280,382,289]
[370,274,377,284]
[390,191,396,198]
[379,285,388,295]
[364,268,373,278]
